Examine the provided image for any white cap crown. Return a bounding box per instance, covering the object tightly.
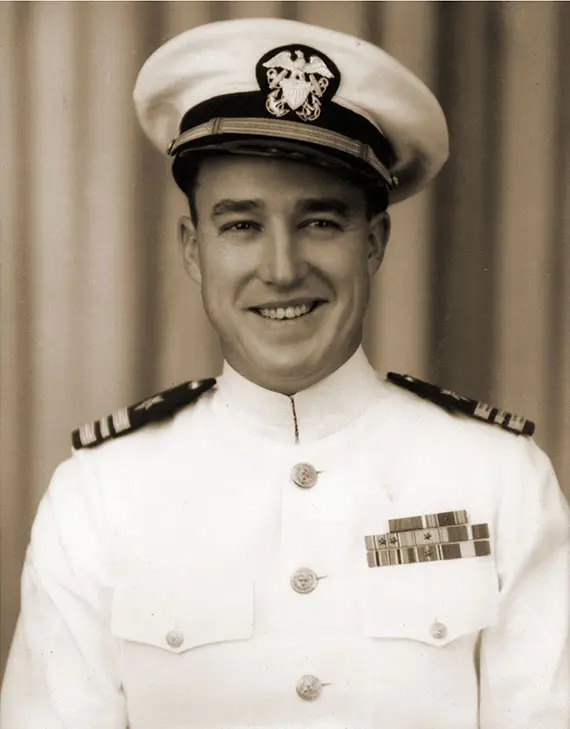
[134,18,449,203]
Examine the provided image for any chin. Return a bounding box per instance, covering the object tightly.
[244,345,337,393]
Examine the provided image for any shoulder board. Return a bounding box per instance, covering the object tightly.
[387,372,535,437]
[71,378,216,451]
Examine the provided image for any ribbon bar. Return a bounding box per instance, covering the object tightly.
[388,509,468,533]
[367,539,491,567]
[365,522,489,551]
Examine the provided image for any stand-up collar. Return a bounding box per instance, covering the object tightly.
[212,347,384,445]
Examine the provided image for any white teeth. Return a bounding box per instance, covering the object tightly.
[258,302,314,320]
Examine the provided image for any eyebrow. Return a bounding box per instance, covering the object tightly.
[296,198,350,217]
[211,199,264,218]
[210,197,352,220]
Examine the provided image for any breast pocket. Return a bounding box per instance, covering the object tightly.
[111,565,255,654]
[360,555,499,647]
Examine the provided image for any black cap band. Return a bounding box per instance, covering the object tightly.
[168,91,397,191]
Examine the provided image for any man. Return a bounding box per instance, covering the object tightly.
[1,17,569,729]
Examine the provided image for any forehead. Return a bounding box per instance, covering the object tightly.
[193,154,367,207]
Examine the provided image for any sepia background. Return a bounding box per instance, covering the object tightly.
[1,0,569,676]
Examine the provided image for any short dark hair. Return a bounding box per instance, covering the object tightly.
[176,150,390,226]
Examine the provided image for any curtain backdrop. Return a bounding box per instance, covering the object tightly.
[1,0,569,675]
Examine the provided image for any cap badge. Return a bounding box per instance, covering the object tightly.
[257,44,340,123]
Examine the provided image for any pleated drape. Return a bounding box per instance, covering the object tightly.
[1,0,569,675]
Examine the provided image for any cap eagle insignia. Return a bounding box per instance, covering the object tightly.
[259,46,338,122]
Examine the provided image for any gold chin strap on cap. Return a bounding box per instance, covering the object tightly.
[168,116,398,190]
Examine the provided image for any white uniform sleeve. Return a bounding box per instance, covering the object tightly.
[480,439,570,728]
[0,454,127,729]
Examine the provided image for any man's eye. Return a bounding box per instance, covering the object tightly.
[302,219,342,231]
[219,221,260,233]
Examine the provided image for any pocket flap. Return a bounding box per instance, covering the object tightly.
[361,556,499,646]
[111,566,254,653]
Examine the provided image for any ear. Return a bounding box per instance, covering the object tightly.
[178,215,202,284]
[366,211,391,277]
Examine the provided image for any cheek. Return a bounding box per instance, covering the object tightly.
[198,244,252,307]
[326,248,371,304]
[332,262,372,331]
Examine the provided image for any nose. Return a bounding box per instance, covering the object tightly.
[258,223,306,287]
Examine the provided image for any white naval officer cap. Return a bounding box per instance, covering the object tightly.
[134,18,449,205]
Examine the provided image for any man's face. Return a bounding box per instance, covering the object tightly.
[179,155,390,394]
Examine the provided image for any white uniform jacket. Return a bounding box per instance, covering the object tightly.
[2,348,569,729]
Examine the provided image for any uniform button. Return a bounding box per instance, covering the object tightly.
[165,629,185,649]
[290,567,319,594]
[296,674,323,701]
[290,463,318,489]
[430,621,448,640]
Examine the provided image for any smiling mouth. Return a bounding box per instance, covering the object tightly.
[252,301,325,320]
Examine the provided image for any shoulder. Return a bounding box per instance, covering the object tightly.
[380,370,543,475]
[385,371,535,437]
[71,377,217,451]
[39,378,218,520]
[381,372,560,509]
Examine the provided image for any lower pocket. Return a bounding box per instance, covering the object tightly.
[361,555,499,646]
[111,565,255,653]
